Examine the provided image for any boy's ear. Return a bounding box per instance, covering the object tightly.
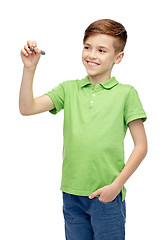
[114,52,124,64]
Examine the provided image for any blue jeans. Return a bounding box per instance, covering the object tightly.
[62,191,126,240]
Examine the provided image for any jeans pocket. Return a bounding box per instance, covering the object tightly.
[95,194,120,214]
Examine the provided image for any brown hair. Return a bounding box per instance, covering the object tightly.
[83,19,127,54]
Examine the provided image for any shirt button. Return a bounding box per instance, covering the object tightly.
[90,100,94,103]
[92,94,95,96]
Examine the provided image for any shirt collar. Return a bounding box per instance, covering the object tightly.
[79,76,119,89]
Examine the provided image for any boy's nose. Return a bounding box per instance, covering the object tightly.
[89,50,97,59]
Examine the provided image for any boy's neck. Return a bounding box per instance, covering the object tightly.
[88,73,112,86]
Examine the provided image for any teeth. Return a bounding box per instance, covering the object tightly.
[88,62,98,66]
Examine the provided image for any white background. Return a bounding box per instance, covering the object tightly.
[0,0,165,239]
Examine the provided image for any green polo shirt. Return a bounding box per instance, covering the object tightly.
[45,76,147,202]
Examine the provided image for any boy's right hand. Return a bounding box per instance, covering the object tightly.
[20,40,41,69]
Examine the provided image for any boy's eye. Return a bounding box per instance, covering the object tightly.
[99,49,105,53]
[84,46,90,50]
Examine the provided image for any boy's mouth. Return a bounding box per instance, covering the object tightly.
[86,61,100,67]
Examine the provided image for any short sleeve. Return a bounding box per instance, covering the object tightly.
[124,87,147,126]
[45,83,65,115]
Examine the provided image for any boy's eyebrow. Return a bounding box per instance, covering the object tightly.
[84,42,109,49]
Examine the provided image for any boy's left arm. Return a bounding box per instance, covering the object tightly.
[89,119,148,202]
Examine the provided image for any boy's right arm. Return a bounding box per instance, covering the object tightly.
[19,40,55,116]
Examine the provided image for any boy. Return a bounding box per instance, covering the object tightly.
[19,19,148,240]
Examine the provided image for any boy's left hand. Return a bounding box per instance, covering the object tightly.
[89,183,120,203]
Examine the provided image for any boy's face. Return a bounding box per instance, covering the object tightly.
[82,33,124,81]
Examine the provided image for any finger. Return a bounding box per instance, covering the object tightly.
[27,40,33,47]
[24,45,32,54]
[89,189,100,199]
[32,41,37,48]
[33,47,41,54]
[21,49,28,57]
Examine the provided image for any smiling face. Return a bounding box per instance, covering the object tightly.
[82,33,124,84]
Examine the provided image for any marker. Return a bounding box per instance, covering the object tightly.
[28,46,45,55]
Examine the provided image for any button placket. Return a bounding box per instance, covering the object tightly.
[89,91,96,113]
[89,85,100,115]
